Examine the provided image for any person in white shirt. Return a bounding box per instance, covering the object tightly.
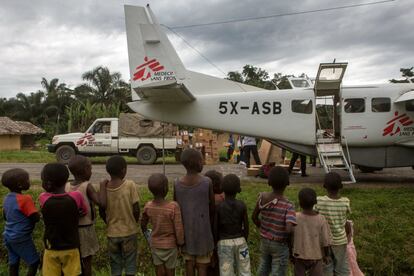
[242,136,261,168]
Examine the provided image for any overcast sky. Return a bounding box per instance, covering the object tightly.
[0,0,413,98]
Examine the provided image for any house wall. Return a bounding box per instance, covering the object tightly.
[0,135,21,150]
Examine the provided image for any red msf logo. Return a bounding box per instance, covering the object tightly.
[133,56,164,81]
[76,133,95,146]
[383,112,413,136]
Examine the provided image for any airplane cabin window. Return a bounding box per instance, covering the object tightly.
[372,97,391,112]
[292,99,313,114]
[344,98,365,113]
[406,100,414,111]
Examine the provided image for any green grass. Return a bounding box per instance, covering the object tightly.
[0,149,177,164]
[1,182,414,275]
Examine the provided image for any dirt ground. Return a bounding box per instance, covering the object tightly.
[0,162,413,185]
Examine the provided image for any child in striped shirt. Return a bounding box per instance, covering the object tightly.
[252,166,296,276]
[141,173,184,276]
[315,172,351,276]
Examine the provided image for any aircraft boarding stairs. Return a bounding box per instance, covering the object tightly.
[316,138,356,183]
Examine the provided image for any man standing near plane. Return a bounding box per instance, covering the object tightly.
[242,136,261,168]
[288,152,308,177]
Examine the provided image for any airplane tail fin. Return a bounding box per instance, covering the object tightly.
[124,5,191,101]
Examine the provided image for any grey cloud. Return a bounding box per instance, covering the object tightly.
[0,0,413,97]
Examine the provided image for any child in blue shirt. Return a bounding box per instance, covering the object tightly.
[2,168,40,276]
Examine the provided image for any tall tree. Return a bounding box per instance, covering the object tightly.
[390,67,414,83]
[80,66,130,105]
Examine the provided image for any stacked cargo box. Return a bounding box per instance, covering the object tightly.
[193,129,219,165]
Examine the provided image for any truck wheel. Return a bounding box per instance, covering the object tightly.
[136,146,157,165]
[56,145,76,164]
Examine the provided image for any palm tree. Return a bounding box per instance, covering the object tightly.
[81,66,129,104]
[40,78,73,134]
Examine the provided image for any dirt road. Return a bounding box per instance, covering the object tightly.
[0,163,413,185]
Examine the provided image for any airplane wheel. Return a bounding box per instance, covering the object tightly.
[136,145,157,165]
[56,145,76,164]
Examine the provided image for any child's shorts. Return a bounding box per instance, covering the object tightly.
[78,224,99,258]
[182,251,212,264]
[151,247,178,269]
[108,234,138,276]
[42,248,81,276]
[5,238,39,266]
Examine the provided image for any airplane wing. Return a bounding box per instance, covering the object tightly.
[124,5,264,103]
[394,90,414,103]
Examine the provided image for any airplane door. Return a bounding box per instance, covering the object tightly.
[314,63,347,140]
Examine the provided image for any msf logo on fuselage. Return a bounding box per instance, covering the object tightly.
[383,112,414,136]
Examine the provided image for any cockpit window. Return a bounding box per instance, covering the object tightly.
[292,99,313,114]
[406,100,414,111]
[291,79,310,88]
[372,97,391,112]
[344,98,365,113]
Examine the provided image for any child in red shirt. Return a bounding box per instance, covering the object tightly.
[2,168,40,276]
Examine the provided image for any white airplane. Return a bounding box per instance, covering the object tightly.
[124,5,414,182]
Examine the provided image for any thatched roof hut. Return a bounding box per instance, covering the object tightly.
[0,117,44,150]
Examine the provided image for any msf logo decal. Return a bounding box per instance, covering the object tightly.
[133,57,176,82]
[383,112,414,136]
[76,133,95,146]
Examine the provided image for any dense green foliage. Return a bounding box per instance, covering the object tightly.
[0,66,130,138]
[0,181,413,275]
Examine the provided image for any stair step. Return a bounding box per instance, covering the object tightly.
[320,152,343,157]
[325,160,345,166]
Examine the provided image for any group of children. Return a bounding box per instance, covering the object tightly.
[2,148,353,276]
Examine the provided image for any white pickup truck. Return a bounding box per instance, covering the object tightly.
[47,114,179,164]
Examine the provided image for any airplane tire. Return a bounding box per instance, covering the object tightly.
[56,145,76,164]
[136,145,157,165]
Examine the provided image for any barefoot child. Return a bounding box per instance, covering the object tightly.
[2,168,40,276]
[293,188,332,276]
[100,155,140,276]
[315,172,351,276]
[252,166,296,276]
[39,163,88,276]
[141,173,184,276]
[216,174,251,276]
[66,155,107,276]
[174,148,215,276]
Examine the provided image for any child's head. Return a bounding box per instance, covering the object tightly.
[106,155,127,179]
[180,148,203,173]
[148,173,168,199]
[1,168,30,192]
[222,174,241,196]
[68,155,92,181]
[268,166,289,192]
[41,163,70,192]
[205,170,223,194]
[323,172,343,193]
[298,187,317,210]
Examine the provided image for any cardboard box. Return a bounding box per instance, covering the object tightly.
[247,167,260,177]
